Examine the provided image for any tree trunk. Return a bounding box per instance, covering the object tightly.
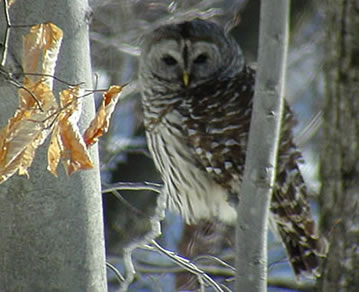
[318,1,359,291]
[235,1,289,291]
[0,1,107,291]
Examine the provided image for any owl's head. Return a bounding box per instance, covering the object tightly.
[139,19,244,92]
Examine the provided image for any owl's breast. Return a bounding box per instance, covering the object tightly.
[145,108,237,223]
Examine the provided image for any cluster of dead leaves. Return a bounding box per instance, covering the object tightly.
[0,23,123,184]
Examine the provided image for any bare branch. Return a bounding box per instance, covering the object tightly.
[150,240,225,292]
[294,111,322,147]
[1,0,11,66]
[193,255,235,272]
[118,189,166,291]
[106,262,125,283]
[108,247,315,291]
[102,180,162,290]
[102,187,145,216]
[268,277,314,291]
[102,181,162,194]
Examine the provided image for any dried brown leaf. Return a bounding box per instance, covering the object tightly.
[47,87,93,176]
[0,22,63,183]
[58,119,94,175]
[83,85,123,147]
[23,22,63,89]
[47,125,61,176]
[0,78,58,183]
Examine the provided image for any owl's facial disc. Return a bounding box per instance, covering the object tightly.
[187,41,222,84]
[147,38,223,88]
[146,39,184,84]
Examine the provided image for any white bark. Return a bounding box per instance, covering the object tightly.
[0,0,107,290]
[235,1,290,291]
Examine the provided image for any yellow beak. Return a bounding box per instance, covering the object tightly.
[183,71,189,87]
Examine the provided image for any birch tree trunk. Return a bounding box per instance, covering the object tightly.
[235,1,289,291]
[318,1,359,290]
[0,0,107,290]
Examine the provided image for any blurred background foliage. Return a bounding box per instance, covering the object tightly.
[88,1,324,291]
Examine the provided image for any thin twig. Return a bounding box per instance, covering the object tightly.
[193,255,235,272]
[102,186,145,216]
[41,89,93,130]
[1,0,11,66]
[93,72,99,91]
[219,284,233,292]
[110,246,311,291]
[294,110,322,147]
[6,24,38,28]
[102,181,162,194]
[106,262,125,283]
[151,240,224,292]
[119,186,166,291]
[268,277,314,291]
[268,254,289,272]
[0,8,35,65]
[19,72,84,87]
[198,275,205,292]
[134,260,234,276]
[9,78,44,111]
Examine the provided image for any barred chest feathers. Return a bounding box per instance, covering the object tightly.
[142,92,238,224]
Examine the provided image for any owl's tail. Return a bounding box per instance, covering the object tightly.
[270,153,328,278]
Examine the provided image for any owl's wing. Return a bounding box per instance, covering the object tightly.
[271,110,327,277]
[183,66,327,277]
[183,66,255,191]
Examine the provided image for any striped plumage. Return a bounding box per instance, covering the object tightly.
[139,19,326,277]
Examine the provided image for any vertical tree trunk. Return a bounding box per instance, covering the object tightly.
[235,1,289,291]
[318,1,359,291]
[0,1,107,291]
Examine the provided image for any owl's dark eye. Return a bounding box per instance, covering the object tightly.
[161,55,177,66]
[193,54,208,64]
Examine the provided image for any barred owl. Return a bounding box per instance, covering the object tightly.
[139,19,326,277]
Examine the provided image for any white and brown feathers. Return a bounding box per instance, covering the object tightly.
[139,19,326,277]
